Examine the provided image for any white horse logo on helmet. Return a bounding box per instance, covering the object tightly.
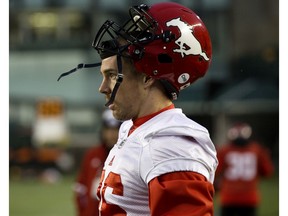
[166,17,209,61]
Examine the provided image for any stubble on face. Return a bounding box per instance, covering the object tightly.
[101,56,144,121]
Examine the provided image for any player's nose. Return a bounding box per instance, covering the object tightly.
[99,78,111,95]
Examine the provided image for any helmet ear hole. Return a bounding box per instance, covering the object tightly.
[158,54,172,63]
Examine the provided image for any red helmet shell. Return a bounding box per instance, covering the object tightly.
[130,2,212,93]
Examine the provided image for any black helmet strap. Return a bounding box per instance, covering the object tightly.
[104,54,123,107]
[57,62,101,82]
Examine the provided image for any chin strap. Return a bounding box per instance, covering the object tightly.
[105,54,123,107]
[57,62,101,81]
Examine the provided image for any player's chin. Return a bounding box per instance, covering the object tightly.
[108,103,115,110]
[107,101,117,114]
[111,109,123,121]
[111,105,127,121]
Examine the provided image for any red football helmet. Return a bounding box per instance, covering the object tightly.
[92,2,212,100]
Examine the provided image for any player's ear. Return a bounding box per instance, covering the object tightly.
[143,75,155,88]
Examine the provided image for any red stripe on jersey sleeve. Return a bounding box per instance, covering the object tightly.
[148,171,214,216]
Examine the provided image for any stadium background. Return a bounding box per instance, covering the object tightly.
[9,0,279,215]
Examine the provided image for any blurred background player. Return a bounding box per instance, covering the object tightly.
[215,123,274,216]
[73,109,121,216]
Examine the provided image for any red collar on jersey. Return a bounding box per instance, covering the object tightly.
[128,103,175,136]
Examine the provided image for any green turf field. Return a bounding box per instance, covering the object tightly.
[258,176,279,216]
[214,176,279,216]
[10,175,76,216]
[10,175,279,216]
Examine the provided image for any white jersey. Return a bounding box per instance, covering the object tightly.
[97,108,218,216]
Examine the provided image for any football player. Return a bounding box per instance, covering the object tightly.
[216,123,274,216]
[60,2,218,215]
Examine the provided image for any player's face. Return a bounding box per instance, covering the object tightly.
[99,55,145,121]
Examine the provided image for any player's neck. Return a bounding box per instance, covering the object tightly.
[134,98,173,120]
[134,82,173,120]
[128,103,175,136]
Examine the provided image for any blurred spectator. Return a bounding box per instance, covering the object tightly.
[216,123,274,216]
[73,109,121,216]
[9,124,36,179]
